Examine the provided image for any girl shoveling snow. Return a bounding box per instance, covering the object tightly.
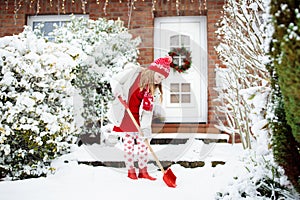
[107,56,172,180]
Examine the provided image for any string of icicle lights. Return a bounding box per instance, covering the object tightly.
[5,0,207,18]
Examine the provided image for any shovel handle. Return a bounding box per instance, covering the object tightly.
[117,96,166,173]
[144,138,166,173]
[118,96,128,108]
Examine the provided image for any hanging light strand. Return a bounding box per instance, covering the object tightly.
[5,0,9,10]
[103,0,108,15]
[36,0,40,14]
[14,0,23,20]
[151,0,156,18]
[62,0,66,14]
[9,0,208,23]
[198,0,207,14]
[176,0,180,15]
[81,0,87,14]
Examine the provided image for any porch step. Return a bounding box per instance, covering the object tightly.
[78,132,229,146]
[72,135,239,170]
[150,133,229,145]
[152,123,220,134]
[77,160,226,169]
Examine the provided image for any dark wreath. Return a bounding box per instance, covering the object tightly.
[168,47,192,73]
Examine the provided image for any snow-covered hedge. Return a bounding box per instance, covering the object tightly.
[49,16,141,136]
[268,2,300,193]
[0,27,82,180]
[269,6,300,144]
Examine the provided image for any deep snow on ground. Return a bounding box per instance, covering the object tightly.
[0,139,246,200]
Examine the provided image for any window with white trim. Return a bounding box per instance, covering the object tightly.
[170,83,191,104]
[27,15,88,40]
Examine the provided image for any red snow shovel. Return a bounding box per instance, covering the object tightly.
[118,96,177,188]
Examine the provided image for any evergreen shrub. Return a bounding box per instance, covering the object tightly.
[0,28,81,180]
[269,0,300,192]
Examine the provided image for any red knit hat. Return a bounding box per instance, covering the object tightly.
[148,56,172,78]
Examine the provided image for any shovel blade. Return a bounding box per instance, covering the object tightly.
[163,168,177,188]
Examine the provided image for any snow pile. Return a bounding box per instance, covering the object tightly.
[0,27,83,180]
[0,143,245,200]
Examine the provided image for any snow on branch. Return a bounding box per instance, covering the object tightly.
[214,0,270,149]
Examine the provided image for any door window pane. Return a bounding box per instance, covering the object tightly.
[170,35,179,46]
[181,83,190,92]
[181,35,190,46]
[171,94,180,103]
[169,83,191,104]
[172,57,180,65]
[170,34,190,48]
[170,83,179,92]
[181,94,191,103]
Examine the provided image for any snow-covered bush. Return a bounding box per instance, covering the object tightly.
[0,27,82,180]
[215,0,299,198]
[215,0,269,149]
[215,86,299,199]
[49,16,141,136]
[216,149,299,200]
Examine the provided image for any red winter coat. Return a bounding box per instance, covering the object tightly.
[113,73,145,132]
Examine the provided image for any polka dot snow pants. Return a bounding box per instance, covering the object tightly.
[123,133,148,170]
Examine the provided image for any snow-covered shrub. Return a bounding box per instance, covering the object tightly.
[49,16,141,136]
[0,27,81,180]
[215,86,299,199]
[216,149,299,200]
[215,0,269,149]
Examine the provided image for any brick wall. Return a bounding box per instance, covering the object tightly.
[0,0,225,134]
[206,0,225,133]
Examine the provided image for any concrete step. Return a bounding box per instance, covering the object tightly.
[77,160,226,169]
[150,133,229,145]
[72,136,241,169]
[78,132,230,146]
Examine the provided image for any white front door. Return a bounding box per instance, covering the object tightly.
[154,16,207,123]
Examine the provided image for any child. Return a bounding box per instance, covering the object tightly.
[107,56,172,180]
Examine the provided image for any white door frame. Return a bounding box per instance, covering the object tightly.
[154,16,207,123]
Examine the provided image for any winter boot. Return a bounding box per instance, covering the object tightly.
[138,167,156,181]
[127,168,138,180]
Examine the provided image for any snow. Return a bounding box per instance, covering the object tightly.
[0,9,299,200]
[0,140,246,200]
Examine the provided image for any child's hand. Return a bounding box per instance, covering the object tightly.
[114,91,122,99]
